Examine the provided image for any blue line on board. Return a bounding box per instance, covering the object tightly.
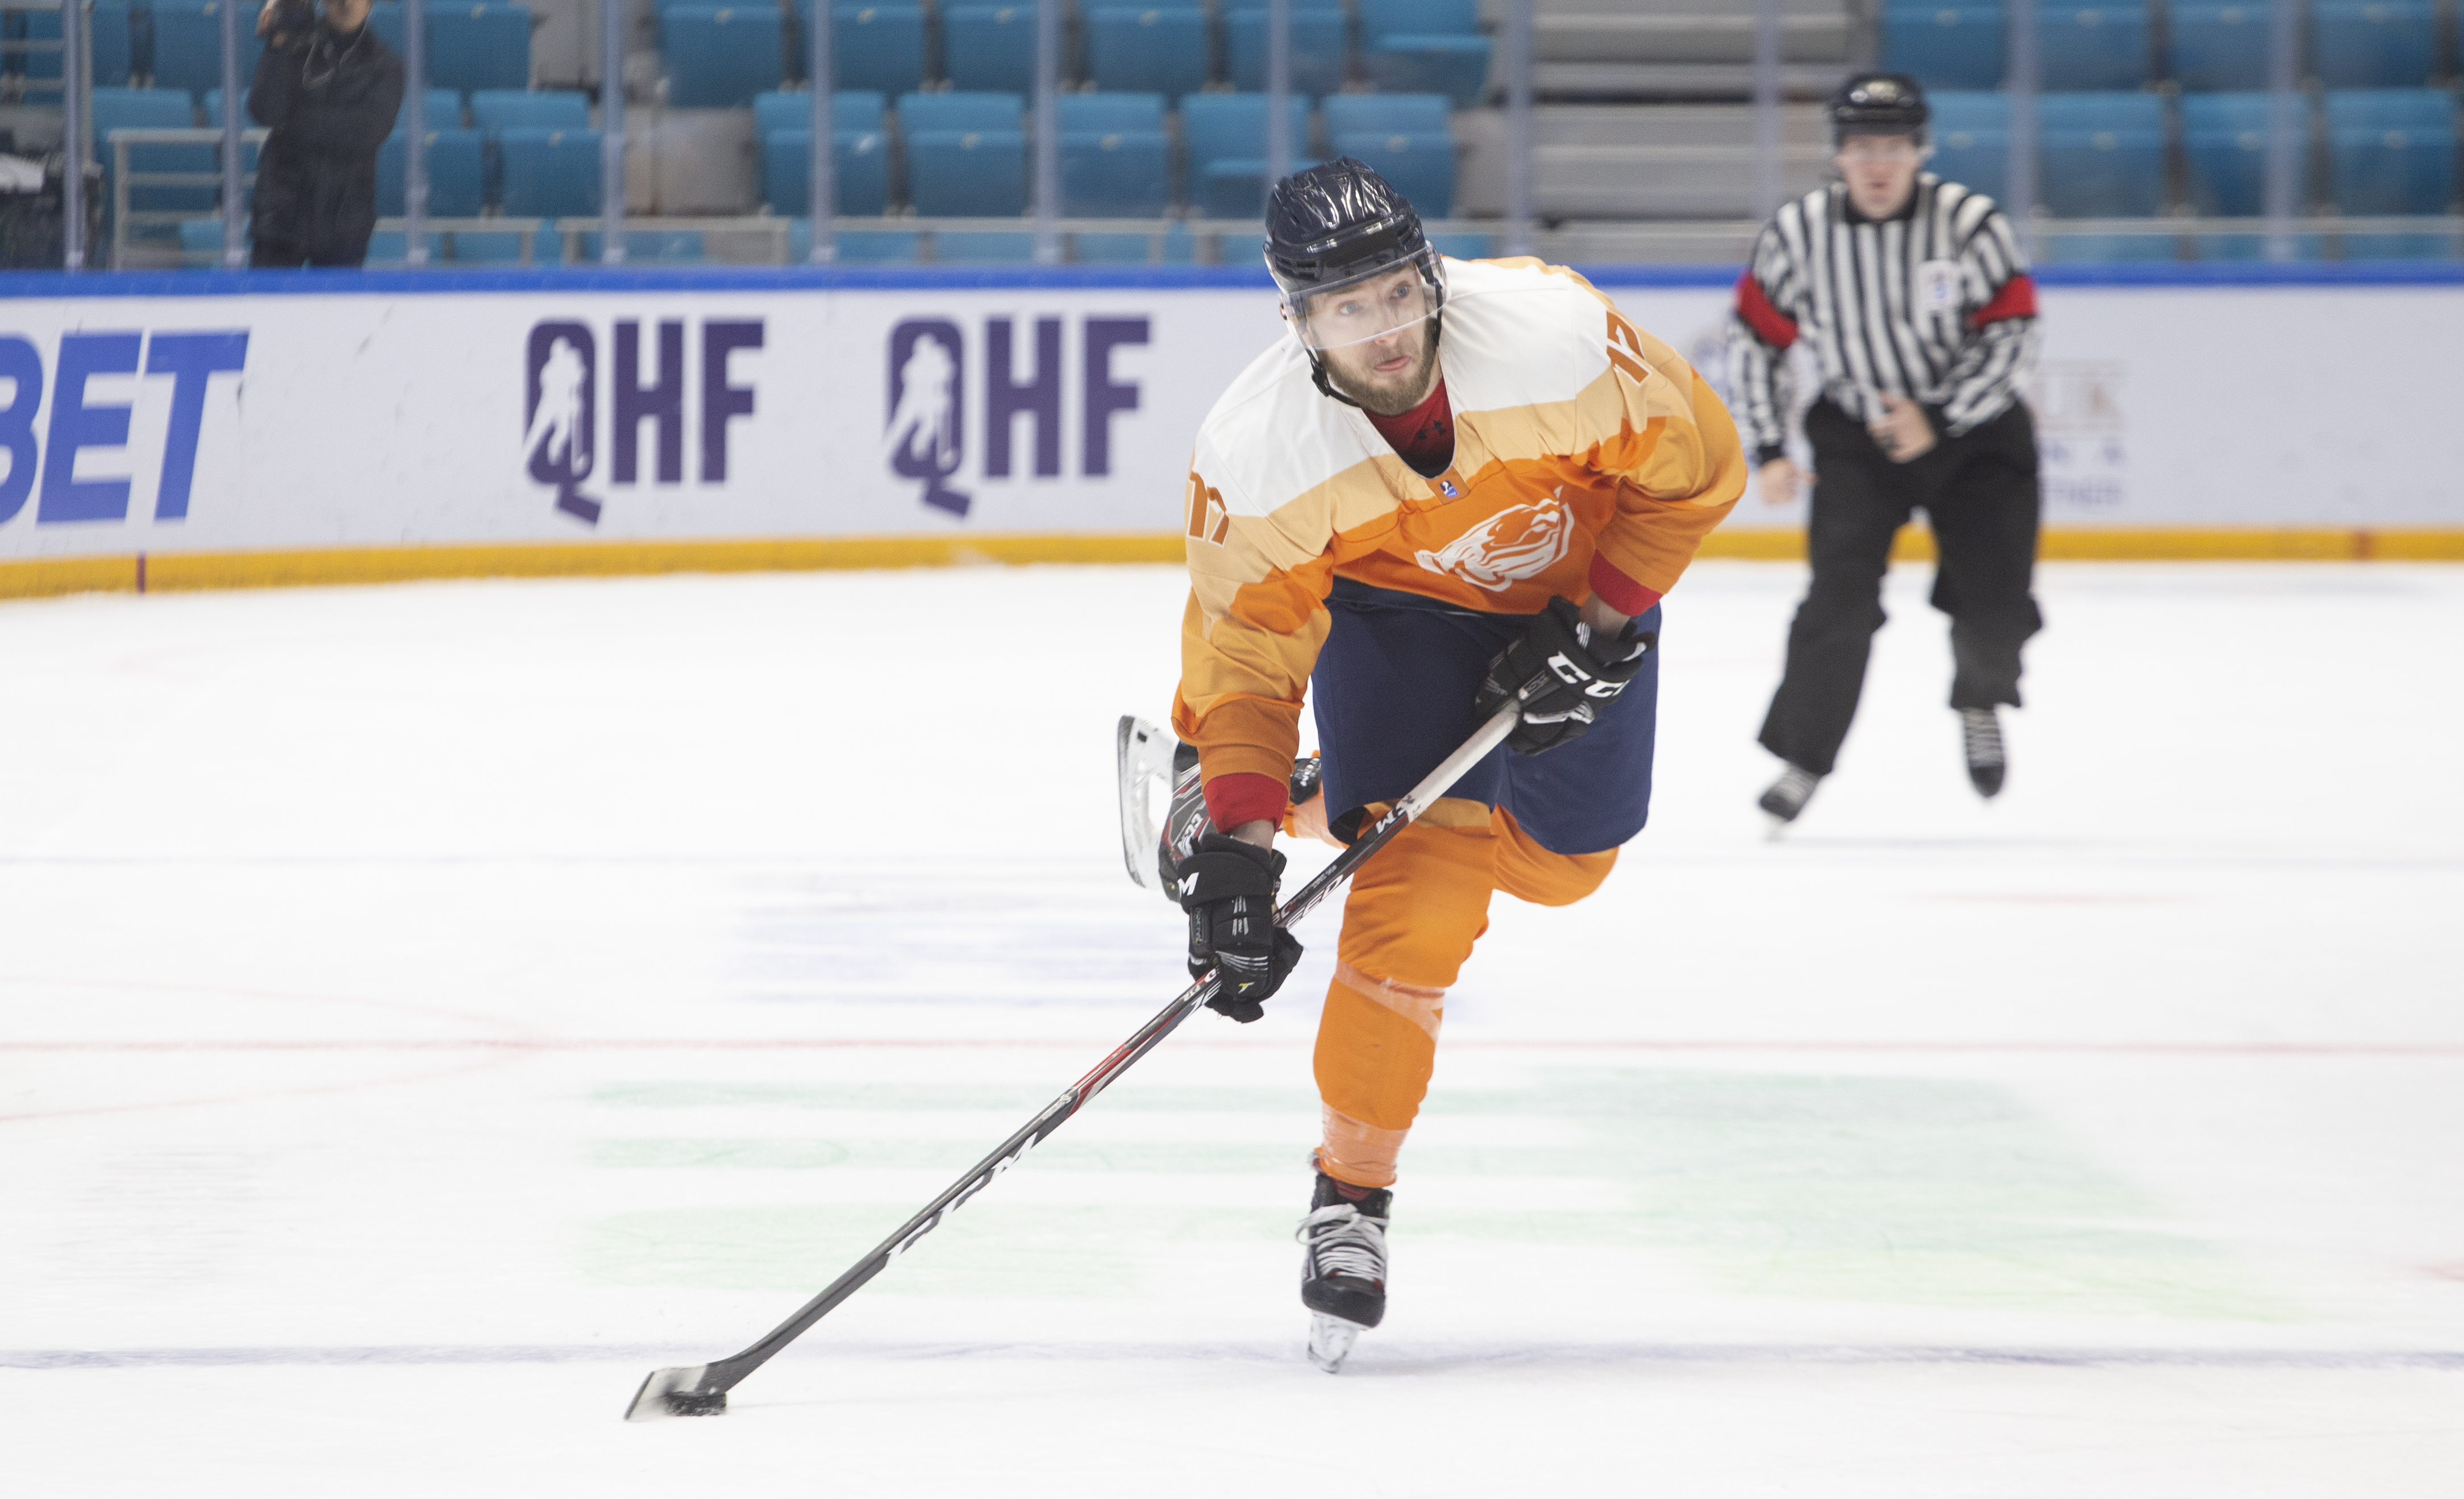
[6,261,2463,300]
[8,1342,2463,1369]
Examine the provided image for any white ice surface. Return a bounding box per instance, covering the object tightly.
[2,561,2459,1497]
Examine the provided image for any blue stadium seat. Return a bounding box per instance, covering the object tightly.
[809,4,925,94]
[1881,4,2004,89]
[368,2,406,56]
[2034,92,2167,217]
[759,128,889,214]
[571,227,706,263]
[90,86,212,220]
[754,89,885,136]
[1322,93,1449,139]
[1059,118,1170,215]
[933,229,1038,261]
[1427,230,1492,259]
[1084,6,1209,99]
[2179,92,2311,216]
[663,7,783,107]
[898,90,1022,132]
[364,227,446,264]
[148,1,263,94]
[428,4,532,93]
[2311,1,2437,88]
[2324,88,2455,214]
[1359,0,1488,106]
[20,3,133,86]
[497,127,601,217]
[1073,222,1195,261]
[1926,89,2009,200]
[2037,5,2150,92]
[1327,130,1454,217]
[376,128,486,215]
[1183,92,1313,217]
[2166,2,2274,92]
[1226,8,1348,97]
[791,219,922,260]
[1056,92,1171,213]
[1059,93,1166,134]
[403,88,467,128]
[899,95,1026,214]
[943,5,1034,93]
[176,216,235,264]
[469,89,590,133]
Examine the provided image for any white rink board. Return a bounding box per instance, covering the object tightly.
[0,270,2459,562]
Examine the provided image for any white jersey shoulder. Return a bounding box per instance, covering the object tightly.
[1189,327,1380,521]
[1189,258,1619,520]
[1439,257,1618,415]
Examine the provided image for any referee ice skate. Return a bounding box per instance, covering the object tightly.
[1732,72,2045,825]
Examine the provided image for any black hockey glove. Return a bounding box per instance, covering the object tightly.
[1474,596,1657,755]
[1176,832,1304,1023]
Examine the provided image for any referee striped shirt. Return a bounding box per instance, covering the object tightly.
[1729,174,2040,467]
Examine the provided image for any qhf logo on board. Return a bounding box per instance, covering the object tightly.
[525,317,765,525]
[883,314,1152,517]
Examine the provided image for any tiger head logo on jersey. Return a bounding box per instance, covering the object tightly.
[1412,493,1572,592]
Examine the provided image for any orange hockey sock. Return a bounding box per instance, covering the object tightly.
[1312,811,1495,1189]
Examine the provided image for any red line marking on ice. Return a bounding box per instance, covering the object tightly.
[5,1038,2461,1057]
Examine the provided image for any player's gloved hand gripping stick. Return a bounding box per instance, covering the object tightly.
[1475,596,1657,755]
[622,703,1522,1422]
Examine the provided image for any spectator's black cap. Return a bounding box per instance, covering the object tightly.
[1829,72,1930,143]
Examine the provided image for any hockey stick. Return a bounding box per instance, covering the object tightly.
[623,704,1520,1421]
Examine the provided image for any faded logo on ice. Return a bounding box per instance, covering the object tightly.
[1414,492,1572,591]
[525,322,600,524]
[885,319,969,517]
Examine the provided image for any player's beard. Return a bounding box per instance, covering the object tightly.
[1321,322,1441,416]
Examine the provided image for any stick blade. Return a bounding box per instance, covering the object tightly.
[625,1364,725,1421]
[1116,715,1178,892]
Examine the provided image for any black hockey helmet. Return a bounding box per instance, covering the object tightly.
[1828,72,1930,144]
[1263,157,1448,395]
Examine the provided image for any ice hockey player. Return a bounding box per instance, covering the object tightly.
[1730,72,2045,827]
[1164,159,1743,1370]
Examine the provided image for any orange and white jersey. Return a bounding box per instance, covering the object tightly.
[1170,256,1746,812]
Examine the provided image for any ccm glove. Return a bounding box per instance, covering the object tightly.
[1474,596,1658,755]
[1176,832,1304,1022]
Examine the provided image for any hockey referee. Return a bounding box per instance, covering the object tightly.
[1732,72,2043,827]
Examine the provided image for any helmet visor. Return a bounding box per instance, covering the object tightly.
[1283,248,1445,354]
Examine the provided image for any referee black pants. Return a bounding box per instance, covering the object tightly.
[1758,398,2043,779]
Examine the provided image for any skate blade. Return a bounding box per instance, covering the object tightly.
[1763,812,1792,841]
[1306,1314,1365,1374]
[1116,715,1177,892]
[623,1364,725,1421]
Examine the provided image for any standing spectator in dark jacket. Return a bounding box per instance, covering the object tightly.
[248,0,403,267]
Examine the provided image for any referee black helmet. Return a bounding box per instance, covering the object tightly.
[1828,72,1930,144]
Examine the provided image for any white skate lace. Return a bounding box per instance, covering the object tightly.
[1960,707,2004,767]
[1298,1203,1388,1282]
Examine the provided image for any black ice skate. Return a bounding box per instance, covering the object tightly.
[1960,707,2006,798]
[1298,1169,1390,1373]
[1115,716,1325,897]
[1758,763,1821,834]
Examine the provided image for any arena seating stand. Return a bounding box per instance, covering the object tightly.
[2166,2,2275,92]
